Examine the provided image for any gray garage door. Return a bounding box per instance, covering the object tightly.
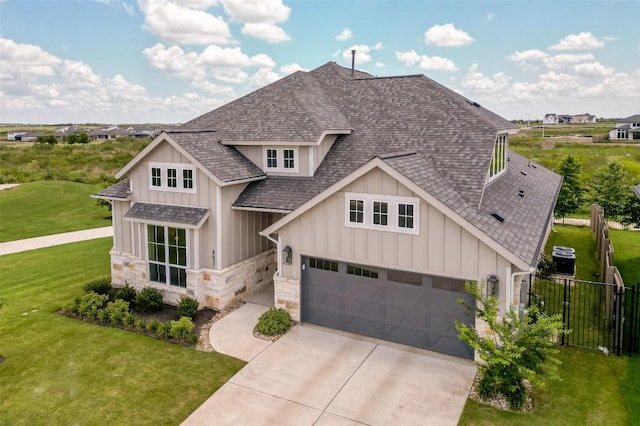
[301,257,475,359]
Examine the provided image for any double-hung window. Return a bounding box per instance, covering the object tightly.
[149,163,196,193]
[148,225,187,288]
[264,147,298,173]
[345,193,419,234]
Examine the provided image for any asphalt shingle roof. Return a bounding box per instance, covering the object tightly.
[166,130,265,184]
[125,202,209,226]
[93,178,131,199]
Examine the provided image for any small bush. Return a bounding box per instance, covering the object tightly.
[115,284,137,304]
[256,308,291,336]
[169,316,195,341]
[83,277,113,295]
[65,296,81,315]
[147,320,161,333]
[157,322,172,338]
[76,292,109,318]
[97,309,110,323]
[104,299,130,325]
[135,319,147,331]
[134,288,164,313]
[124,312,136,327]
[177,296,199,319]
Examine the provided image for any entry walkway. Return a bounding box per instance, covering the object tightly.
[0,226,113,256]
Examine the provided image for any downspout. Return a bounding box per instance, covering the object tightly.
[511,267,536,311]
[261,232,281,277]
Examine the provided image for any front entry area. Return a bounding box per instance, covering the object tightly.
[301,256,475,359]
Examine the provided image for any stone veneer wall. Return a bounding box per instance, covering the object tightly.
[273,275,301,321]
[110,248,276,309]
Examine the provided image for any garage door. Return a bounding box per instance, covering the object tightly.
[301,257,475,359]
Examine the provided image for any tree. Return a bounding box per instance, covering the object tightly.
[591,161,630,218]
[77,133,90,144]
[621,191,640,227]
[66,133,78,144]
[455,282,567,410]
[554,154,584,220]
[37,134,57,145]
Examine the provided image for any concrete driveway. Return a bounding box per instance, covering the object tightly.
[183,311,476,426]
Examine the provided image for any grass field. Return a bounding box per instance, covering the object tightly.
[0,181,111,242]
[545,225,599,281]
[609,229,640,286]
[0,239,245,425]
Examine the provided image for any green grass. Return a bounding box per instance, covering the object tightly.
[458,347,631,425]
[609,229,640,286]
[545,225,599,281]
[0,239,245,425]
[0,181,112,242]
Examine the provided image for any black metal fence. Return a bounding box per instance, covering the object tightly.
[527,275,640,355]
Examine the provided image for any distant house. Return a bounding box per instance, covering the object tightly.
[609,114,640,141]
[93,62,562,360]
[543,113,596,125]
[127,127,162,139]
[572,113,597,124]
[7,131,35,141]
[88,126,131,141]
[543,114,557,125]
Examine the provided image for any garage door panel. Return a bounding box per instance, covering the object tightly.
[302,257,474,359]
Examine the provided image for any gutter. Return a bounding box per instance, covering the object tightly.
[510,267,536,311]
[260,231,281,277]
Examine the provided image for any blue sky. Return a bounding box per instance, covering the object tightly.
[1,0,639,124]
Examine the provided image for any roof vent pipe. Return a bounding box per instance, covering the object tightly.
[351,50,356,75]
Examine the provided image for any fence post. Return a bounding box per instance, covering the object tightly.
[562,278,569,346]
[614,286,623,356]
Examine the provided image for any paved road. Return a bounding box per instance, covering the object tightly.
[0,226,113,256]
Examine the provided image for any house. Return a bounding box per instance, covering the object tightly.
[93,62,562,359]
[543,113,595,125]
[572,113,597,124]
[88,126,130,141]
[6,131,38,141]
[609,114,640,141]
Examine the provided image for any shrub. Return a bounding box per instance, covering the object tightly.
[169,316,195,341]
[104,299,130,325]
[177,296,199,319]
[135,319,147,331]
[65,296,81,315]
[256,308,291,336]
[157,322,172,338]
[97,309,110,323]
[146,320,161,333]
[115,284,137,304]
[76,292,109,318]
[124,312,136,327]
[134,288,163,313]
[83,277,113,295]
[455,282,568,410]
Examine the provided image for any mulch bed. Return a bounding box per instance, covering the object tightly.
[468,373,533,412]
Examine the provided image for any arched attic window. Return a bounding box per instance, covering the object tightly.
[487,134,507,183]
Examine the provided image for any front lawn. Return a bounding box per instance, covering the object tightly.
[0,181,111,242]
[0,238,245,425]
[458,347,631,425]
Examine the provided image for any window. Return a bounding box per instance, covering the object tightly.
[151,167,162,187]
[347,264,379,279]
[398,203,414,229]
[263,147,298,173]
[167,168,177,188]
[266,149,278,168]
[149,163,196,193]
[349,199,364,223]
[617,129,628,139]
[183,169,193,189]
[148,225,187,288]
[283,149,295,169]
[345,193,419,235]
[309,257,338,272]
[373,201,388,226]
[487,134,507,182]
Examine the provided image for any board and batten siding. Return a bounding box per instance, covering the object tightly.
[111,200,130,252]
[277,167,511,305]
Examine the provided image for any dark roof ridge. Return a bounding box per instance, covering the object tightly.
[375,151,418,160]
[352,74,423,81]
[166,129,216,134]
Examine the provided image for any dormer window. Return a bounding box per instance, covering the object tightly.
[487,134,507,183]
[263,147,298,173]
[149,162,196,193]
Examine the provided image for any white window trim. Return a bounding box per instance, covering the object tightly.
[487,134,507,183]
[145,224,189,288]
[149,162,197,193]
[344,192,420,235]
[263,147,299,173]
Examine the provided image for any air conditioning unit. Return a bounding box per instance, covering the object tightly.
[552,246,575,275]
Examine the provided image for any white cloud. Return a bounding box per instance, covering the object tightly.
[396,50,458,72]
[248,67,281,88]
[143,43,205,80]
[461,64,510,94]
[486,12,494,21]
[138,0,233,45]
[549,32,605,50]
[375,62,385,68]
[574,62,614,77]
[221,0,291,42]
[241,22,289,43]
[336,27,352,41]
[424,23,474,47]
[343,45,373,64]
[508,49,547,62]
[542,53,595,69]
[122,2,135,15]
[279,63,308,74]
[372,42,383,50]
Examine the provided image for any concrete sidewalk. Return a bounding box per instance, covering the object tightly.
[0,226,113,256]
